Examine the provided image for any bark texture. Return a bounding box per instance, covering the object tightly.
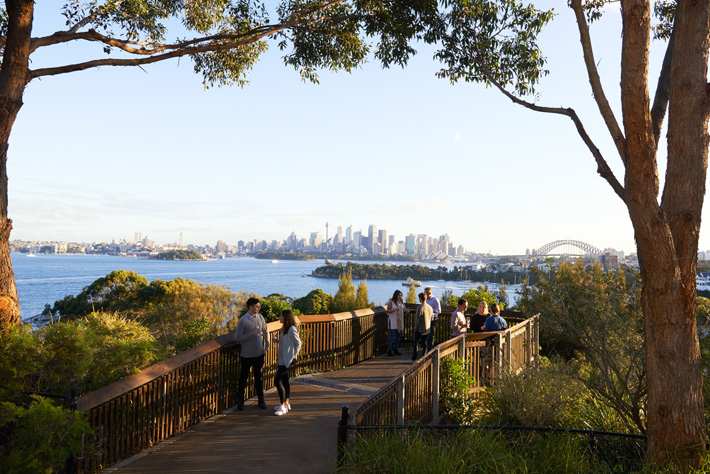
[0,0,33,327]
[620,0,709,464]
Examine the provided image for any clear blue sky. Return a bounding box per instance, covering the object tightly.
[7,3,703,255]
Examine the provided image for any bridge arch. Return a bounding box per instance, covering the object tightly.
[535,239,603,256]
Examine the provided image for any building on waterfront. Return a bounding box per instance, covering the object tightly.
[180,232,185,248]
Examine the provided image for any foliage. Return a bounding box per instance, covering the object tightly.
[332,269,357,313]
[442,285,500,309]
[335,428,643,474]
[516,261,646,433]
[292,289,333,315]
[44,272,248,354]
[439,357,476,424]
[0,397,91,474]
[312,261,535,285]
[405,284,417,304]
[496,281,509,308]
[155,249,203,260]
[173,316,214,354]
[434,0,554,96]
[237,293,300,323]
[476,358,586,428]
[355,281,372,310]
[44,270,149,317]
[254,251,314,261]
[0,313,156,400]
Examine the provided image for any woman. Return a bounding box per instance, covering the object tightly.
[451,298,468,337]
[470,301,489,333]
[484,302,508,332]
[274,309,302,416]
[386,290,409,356]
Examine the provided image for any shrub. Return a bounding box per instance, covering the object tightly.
[0,397,91,474]
[440,357,476,424]
[476,358,586,428]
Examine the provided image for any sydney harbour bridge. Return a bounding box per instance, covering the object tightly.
[533,239,604,257]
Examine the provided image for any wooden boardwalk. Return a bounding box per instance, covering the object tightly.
[102,355,413,474]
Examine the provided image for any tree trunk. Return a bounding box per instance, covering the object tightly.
[621,0,709,465]
[0,0,34,328]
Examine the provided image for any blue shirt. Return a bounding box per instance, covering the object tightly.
[484,314,507,332]
[426,296,441,319]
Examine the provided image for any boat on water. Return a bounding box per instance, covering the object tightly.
[271,259,279,264]
[26,252,36,258]
[402,277,422,287]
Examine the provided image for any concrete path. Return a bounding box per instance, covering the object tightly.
[103,355,412,474]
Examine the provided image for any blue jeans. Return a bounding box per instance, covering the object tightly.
[388,320,401,353]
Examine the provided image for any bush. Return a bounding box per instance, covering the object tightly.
[476,358,586,428]
[0,397,91,474]
[440,357,476,424]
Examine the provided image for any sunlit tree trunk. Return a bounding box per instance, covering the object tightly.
[0,0,33,328]
[621,0,709,464]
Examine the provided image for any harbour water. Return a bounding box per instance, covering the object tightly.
[11,253,519,320]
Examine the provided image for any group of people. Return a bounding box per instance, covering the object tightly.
[386,287,508,360]
[235,290,508,414]
[234,297,302,416]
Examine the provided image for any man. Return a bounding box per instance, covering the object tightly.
[424,287,441,350]
[235,297,270,410]
[412,292,432,361]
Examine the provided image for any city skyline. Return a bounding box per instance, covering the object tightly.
[7,5,707,257]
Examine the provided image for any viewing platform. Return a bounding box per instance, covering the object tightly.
[73,306,538,473]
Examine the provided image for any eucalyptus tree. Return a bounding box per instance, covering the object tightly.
[433,0,708,465]
[0,0,441,327]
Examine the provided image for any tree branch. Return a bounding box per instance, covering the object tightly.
[29,24,285,79]
[482,63,627,203]
[68,0,128,34]
[570,0,627,165]
[650,32,673,149]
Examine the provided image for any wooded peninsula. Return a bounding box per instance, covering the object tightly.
[311,262,533,285]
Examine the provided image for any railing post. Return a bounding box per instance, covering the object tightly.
[496,333,504,374]
[505,330,512,372]
[337,406,349,467]
[396,375,405,425]
[534,314,540,363]
[432,348,440,424]
[458,336,465,360]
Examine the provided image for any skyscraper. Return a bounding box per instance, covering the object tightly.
[345,225,352,244]
[368,225,377,254]
[180,232,184,248]
[378,229,387,255]
[135,231,141,244]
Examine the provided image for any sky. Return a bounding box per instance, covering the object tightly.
[6,2,703,256]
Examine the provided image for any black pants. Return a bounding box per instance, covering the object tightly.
[426,319,439,351]
[274,365,291,404]
[411,330,429,359]
[237,354,265,404]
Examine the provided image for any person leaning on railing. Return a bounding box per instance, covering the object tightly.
[411,292,432,361]
[484,303,507,332]
[235,297,270,410]
[386,290,410,356]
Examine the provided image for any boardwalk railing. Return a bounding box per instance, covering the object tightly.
[347,314,539,428]
[75,305,460,473]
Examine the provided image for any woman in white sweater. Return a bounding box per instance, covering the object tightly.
[274,310,302,416]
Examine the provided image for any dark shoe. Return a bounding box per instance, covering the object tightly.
[394,351,402,356]
[258,400,267,409]
[411,355,417,361]
[237,403,244,411]
[387,351,394,357]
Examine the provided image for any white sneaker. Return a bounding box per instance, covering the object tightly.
[274,404,289,413]
[285,402,291,411]
[274,406,287,416]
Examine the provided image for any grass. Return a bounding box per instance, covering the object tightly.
[334,428,710,473]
